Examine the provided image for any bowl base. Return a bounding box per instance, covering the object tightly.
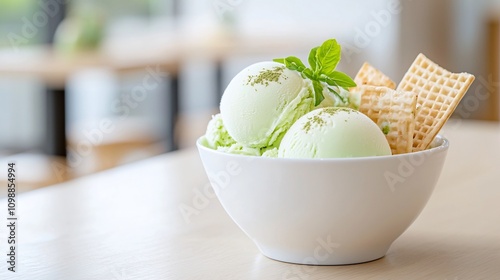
[257,244,389,265]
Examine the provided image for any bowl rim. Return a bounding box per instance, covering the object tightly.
[196,135,449,163]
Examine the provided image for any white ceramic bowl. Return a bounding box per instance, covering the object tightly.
[197,136,449,265]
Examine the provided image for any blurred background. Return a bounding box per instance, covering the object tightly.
[0,0,499,192]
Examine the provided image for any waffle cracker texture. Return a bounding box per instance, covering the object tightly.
[359,86,417,154]
[353,62,396,90]
[397,53,475,151]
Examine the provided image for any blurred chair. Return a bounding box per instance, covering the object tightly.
[66,68,170,176]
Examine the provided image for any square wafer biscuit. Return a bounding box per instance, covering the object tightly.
[397,53,475,152]
[358,86,418,154]
[352,62,396,89]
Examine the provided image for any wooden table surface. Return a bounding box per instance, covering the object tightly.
[1,120,499,280]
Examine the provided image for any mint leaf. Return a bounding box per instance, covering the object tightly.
[321,71,356,88]
[274,57,306,72]
[317,39,341,75]
[308,47,319,74]
[273,58,285,64]
[312,80,325,106]
[302,68,314,80]
[274,38,355,107]
[284,56,306,72]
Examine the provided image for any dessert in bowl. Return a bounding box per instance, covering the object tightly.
[197,39,474,265]
[197,135,448,265]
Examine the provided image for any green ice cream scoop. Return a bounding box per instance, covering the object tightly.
[203,114,261,156]
[204,114,237,149]
[220,61,314,149]
[279,107,391,159]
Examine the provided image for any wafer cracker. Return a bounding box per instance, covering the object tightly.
[352,62,396,89]
[397,53,475,151]
[358,86,417,154]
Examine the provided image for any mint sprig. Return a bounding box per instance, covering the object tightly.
[274,39,356,106]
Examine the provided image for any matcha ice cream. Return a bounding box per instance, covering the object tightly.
[278,108,391,158]
[220,61,315,150]
[200,38,392,159]
[203,114,260,156]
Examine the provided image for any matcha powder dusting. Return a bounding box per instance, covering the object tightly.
[246,66,286,87]
[303,115,327,133]
[303,108,352,133]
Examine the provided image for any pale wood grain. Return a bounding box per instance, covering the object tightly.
[0,120,499,280]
